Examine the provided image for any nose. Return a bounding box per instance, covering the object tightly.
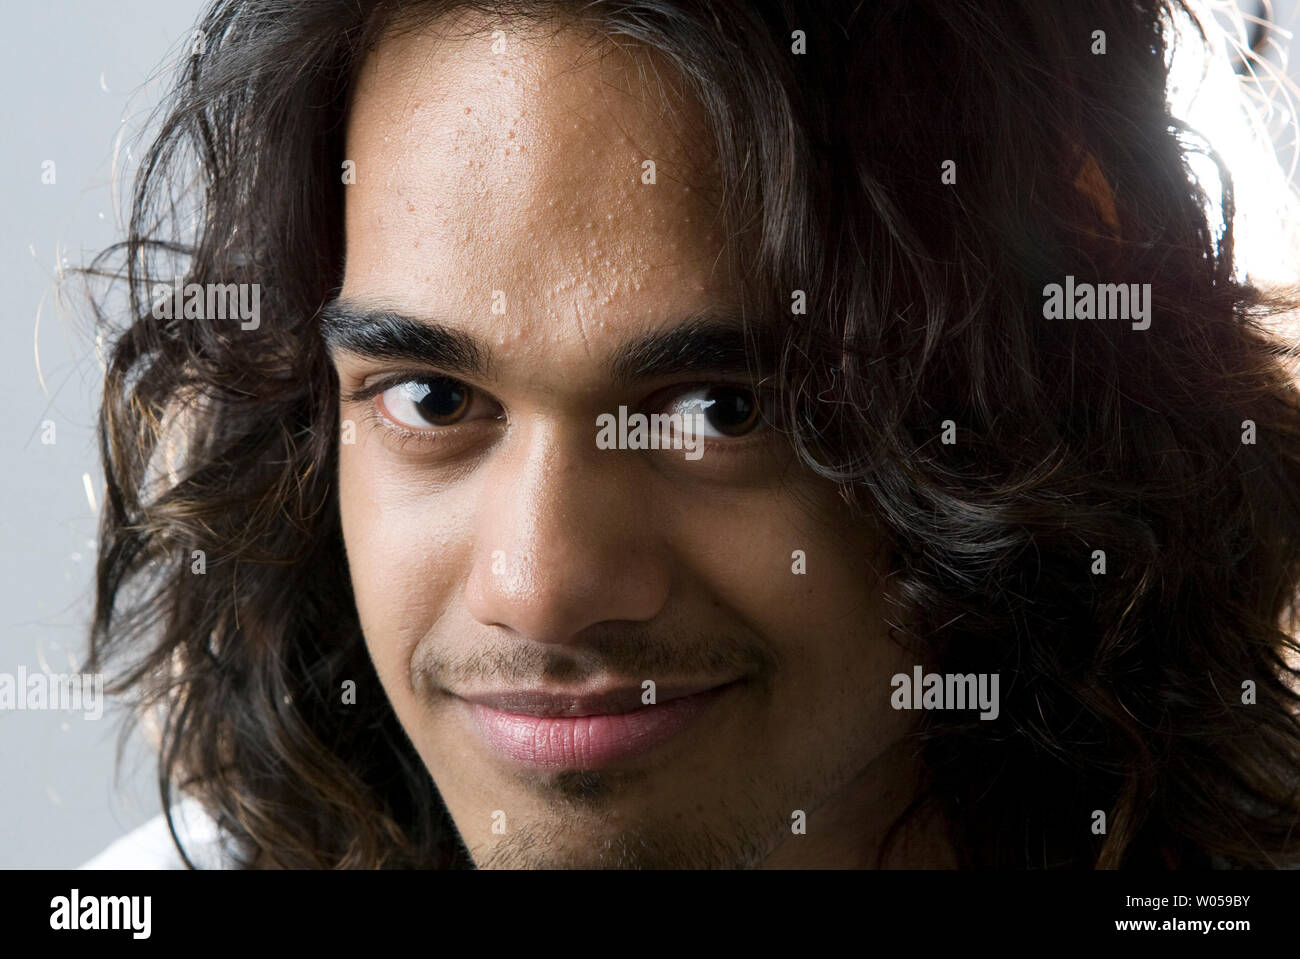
[464,420,671,644]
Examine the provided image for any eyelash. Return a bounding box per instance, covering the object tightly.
[343,373,773,454]
[354,402,449,453]
[342,375,431,406]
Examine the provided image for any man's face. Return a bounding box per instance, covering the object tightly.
[331,14,916,867]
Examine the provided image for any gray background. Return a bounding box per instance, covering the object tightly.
[1,0,1298,868]
[1,0,207,868]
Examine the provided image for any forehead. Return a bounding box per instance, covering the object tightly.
[340,12,737,388]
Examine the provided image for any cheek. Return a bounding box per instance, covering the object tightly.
[337,441,472,687]
[675,484,889,641]
[676,488,903,734]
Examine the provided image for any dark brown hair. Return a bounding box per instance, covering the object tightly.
[87,0,1300,868]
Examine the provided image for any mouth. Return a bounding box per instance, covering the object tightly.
[454,679,743,768]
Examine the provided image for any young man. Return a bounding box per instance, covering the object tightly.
[85,0,1300,868]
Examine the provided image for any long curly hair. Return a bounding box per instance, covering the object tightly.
[86,0,1300,868]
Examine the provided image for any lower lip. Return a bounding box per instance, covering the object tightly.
[463,684,735,768]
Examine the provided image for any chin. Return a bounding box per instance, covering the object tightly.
[472,819,768,870]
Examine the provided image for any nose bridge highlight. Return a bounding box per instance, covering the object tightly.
[464,421,669,641]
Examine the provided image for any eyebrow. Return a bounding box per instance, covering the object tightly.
[320,301,489,379]
[319,299,767,384]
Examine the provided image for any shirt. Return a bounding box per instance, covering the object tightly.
[79,797,236,869]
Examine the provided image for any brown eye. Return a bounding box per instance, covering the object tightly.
[702,386,760,436]
[381,377,473,428]
[674,386,762,438]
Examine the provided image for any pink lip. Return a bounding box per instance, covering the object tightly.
[458,682,738,767]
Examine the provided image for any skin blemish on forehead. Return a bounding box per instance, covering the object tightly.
[343,12,730,382]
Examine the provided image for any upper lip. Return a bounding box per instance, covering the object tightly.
[456,680,737,717]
